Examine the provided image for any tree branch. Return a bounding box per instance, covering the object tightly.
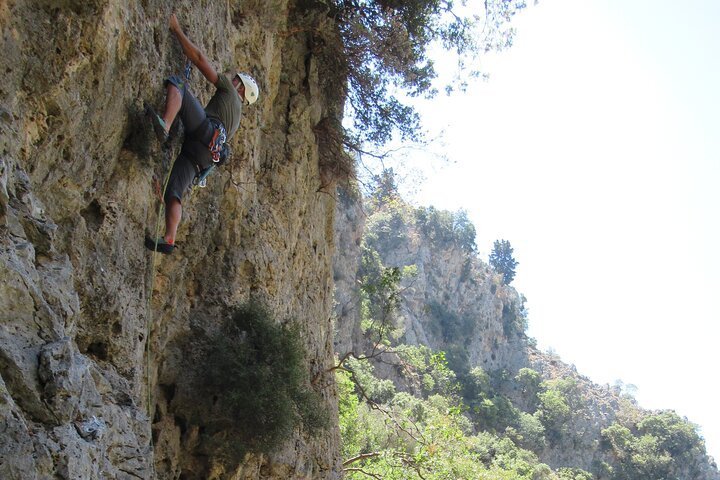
[343,451,382,467]
[343,467,383,479]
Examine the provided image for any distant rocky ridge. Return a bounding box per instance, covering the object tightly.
[332,182,720,478]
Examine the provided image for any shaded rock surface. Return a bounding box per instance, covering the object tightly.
[1,1,343,478]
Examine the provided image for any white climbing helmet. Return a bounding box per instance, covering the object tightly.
[235,72,259,105]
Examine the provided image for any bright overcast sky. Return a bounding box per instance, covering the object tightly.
[392,0,720,461]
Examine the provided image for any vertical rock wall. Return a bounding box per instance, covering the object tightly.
[1,1,342,478]
[332,191,529,374]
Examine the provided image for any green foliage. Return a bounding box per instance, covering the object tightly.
[395,345,459,397]
[359,246,404,342]
[489,239,519,285]
[337,368,362,458]
[515,368,542,407]
[339,341,713,480]
[368,168,402,209]
[338,369,401,458]
[473,432,550,478]
[467,366,492,394]
[557,467,594,480]
[461,367,532,438]
[637,411,703,458]
[325,0,529,147]
[338,342,563,478]
[443,343,471,379]
[507,411,546,451]
[501,301,528,337]
[535,377,582,442]
[196,302,327,460]
[347,357,397,404]
[602,423,634,453]
[460,367,548,451]
[476,393,521,434]
[535,388,569,437]
[338,362,556,480]
[415,206,477,252]
[601,410,707,480]
[365,200,410,253]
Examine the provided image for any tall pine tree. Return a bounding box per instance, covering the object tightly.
[489,240,518,285]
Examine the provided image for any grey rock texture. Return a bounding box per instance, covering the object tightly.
[1,1,344,478]
[333,190,529,375]
[331,187,365,357]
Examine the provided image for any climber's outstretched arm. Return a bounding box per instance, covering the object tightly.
[169,13,219,85]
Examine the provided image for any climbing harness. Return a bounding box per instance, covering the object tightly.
[207,118,227,163]
[191,117,231,189]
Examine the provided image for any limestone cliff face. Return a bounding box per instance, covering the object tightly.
[1,1,342,479]
[333,191,529,375]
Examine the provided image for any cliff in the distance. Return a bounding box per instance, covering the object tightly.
[332,182,720,479]
[1,1,344,478]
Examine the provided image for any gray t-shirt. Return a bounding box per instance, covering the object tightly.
[205,74,243,139]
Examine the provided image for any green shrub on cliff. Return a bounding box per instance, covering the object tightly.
[556,467,594,480]
[358,247,404,342]
[196,302,327,459]
[515,368,542,408]
[415,207,477,252]
[535,377,582,442]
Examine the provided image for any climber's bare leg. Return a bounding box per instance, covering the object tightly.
[163,197,182,244]
[161,84,182,133]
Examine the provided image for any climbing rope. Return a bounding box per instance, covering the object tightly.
[145,158,174,417]
[144,57,193,428]
[141,140,173,480]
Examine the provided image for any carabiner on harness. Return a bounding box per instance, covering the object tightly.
[193,165,215,188]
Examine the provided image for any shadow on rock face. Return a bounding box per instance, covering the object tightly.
[123,104,153,160]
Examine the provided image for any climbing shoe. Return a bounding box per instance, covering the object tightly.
[144,236,175,255]
[144,104,168,143]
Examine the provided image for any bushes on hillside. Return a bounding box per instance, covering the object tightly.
[338,367,557,480]
[415,207,477,252]
[601,410,706,479]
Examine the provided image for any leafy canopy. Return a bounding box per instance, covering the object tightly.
[327,0,530,147]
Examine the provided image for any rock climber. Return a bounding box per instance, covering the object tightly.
[145,13,259,254]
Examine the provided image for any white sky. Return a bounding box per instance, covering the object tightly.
[389,0,720,462]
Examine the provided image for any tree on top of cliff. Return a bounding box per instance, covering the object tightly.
[326,0,529,147]
[368,168,402,207]
[489,239,518,285]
